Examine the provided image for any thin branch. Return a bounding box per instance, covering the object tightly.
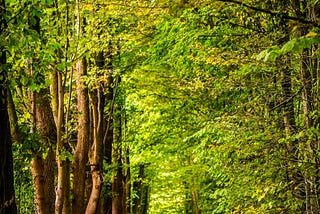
[218,0,319,27]
[268,87,303,112]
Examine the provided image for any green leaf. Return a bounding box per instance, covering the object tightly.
[280,38,297,54]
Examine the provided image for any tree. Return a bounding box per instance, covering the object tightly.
[3,0,320,213]
[0,0,17,213]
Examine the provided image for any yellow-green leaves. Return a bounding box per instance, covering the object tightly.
[258,31,320,61]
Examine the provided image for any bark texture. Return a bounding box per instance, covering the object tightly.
[7,89,19,142]
[112,101,125,214]
[52,70,71,214]
[86,88,104,214]
[86,52,107,214]
[72,58,90,214]
[31,88,57,214]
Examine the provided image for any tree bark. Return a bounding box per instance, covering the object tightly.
[72,58,90,214]
[26,8,57,213]
[100,45,114,214]
[112,99,125,214]
[0,1,17,212]
[30,88,57,214]
[86,88,104,214]
[280,60,296,138]
[51,70,71,214]
[85,52,107,214]
[123,146,131,214]
[7,89,19,143]
[112,156,124,214]
[132,165,149,214]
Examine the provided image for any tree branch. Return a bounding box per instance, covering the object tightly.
[268,87,302,112]
[218,0,319,27]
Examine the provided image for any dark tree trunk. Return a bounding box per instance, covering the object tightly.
[7,89,19,143]
[280,62,296,138]
[112,103,125,214]
[132,165,149,214]
[101,46,114,214]
[123,146,131,214]
[0,15,17,214]
[0,1,17,212]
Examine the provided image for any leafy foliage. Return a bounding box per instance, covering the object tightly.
[3,0,320,213]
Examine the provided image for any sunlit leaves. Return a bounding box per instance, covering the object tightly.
[258,31,320,61]
[5,0,320,212]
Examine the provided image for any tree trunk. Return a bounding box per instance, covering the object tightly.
[86,88,104,214]
[300,50,314,128]
[101,92,113,214]
[132,165,149,214]
[280,61,296,138]
[7,89,20,143]
[112,157,124,214]
[85,52,108,214]
[300,49,320,214]
[291,1,320,212]
[0,1,17,211]
[102,109,113,214]
[72,58,90,214]
[112,98,125,214]
[26,9,56,213]
[51,70,71,214]
[123,146,131,214]
[191,190,200,214]
[30,88,57,214]
[100,46,114,214]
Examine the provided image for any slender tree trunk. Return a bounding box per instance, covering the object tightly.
[132,168,142,214]
[112,157,124,214]
[7,89,20,143]
[102,87,113,214]
[280,61,296,138]
[52,70,71,214]
[300,48,320,214]
[278,57,306,207]
[132,165,149,214]
[102,106,113,214]
[124,146,131,214]
[291,1,320,212]
[300,4,320,213]
[121,112,130,213]
[191,190,200,214]
[86,88,104,214]
[72,58,90,214]
[72,2,90,212]
[100,45,114,214]
[300,50,314,128]
[0,1,17,212]
[184,181,192,214]
[112,98,125,214]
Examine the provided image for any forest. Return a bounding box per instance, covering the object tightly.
[0,0,320,213]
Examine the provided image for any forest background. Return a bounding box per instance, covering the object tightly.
[1,0,320,213]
